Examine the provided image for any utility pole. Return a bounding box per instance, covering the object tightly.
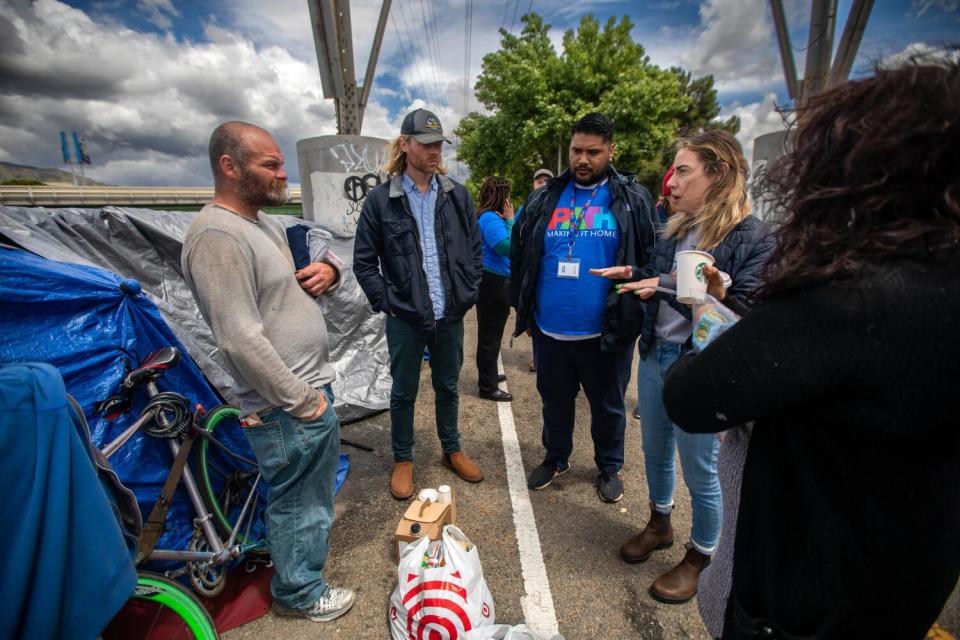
[754,0,874,221]
[769,0,875,107]
[307,0,392,135]
[298,0,393,230]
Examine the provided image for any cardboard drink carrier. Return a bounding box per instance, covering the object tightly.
[394,494,457,560]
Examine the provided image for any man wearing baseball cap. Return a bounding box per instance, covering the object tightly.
[532,168,554,190]
[353,108,484,499]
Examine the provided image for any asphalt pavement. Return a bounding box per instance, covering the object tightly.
[225,308,959,640]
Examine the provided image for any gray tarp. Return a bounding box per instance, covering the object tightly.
[0,205,390,422]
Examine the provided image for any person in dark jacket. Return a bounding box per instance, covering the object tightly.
[510,112,656,503]
[353,109,484,500]
[663,57,960,639]
[595,130,774,605]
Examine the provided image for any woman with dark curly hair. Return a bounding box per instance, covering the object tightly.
[475,176,515,401]
[663,55,960,638]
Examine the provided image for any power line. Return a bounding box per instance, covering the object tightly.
[423,0,447,104]
[395,0,442,106]
[415,0,446,105]
[464,0,473,115]
[390,9,434,108]
[509,0,521,33]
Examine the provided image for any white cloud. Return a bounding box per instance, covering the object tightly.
[721,92,788,168]
[137,0,179,31]
[879,41,960,69]
[910,0,959,17]
[680,0,783,95]
[0,0,344,185]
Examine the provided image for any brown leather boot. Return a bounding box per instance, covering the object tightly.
[621,503,674,563]
[649,544,711,604]
[441,451,484,483]
[390,461,414,500]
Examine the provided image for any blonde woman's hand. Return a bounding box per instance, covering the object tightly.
[703,265,727,301]
[616,276,660,300]
[588,265,633,280]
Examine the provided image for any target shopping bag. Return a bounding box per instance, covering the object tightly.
[389,525,496,640]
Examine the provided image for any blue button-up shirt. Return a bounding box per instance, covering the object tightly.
[402,172,445,320]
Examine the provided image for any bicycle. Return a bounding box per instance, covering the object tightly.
[94,346,269,639]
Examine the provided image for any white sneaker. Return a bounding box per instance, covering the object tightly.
[272,586,356,622]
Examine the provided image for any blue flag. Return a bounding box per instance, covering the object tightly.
[72,131,91,165]
[60,131,70,164]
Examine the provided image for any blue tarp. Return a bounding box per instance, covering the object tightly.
[0,362,137,640]
[0,246,348,561]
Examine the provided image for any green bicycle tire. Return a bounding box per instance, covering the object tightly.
[197,404,266,550]
[113,571,219,640]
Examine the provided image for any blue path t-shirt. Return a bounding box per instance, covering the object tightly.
[534,179,619,336]
[477,210,513,276]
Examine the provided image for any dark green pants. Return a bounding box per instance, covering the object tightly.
[386,316,464,462]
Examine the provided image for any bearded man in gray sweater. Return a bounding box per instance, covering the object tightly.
[181,121,354,623]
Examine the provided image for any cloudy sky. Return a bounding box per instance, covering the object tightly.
[0,0,956,186]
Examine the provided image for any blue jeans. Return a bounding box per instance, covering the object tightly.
[386,316,464,461]
[243,385,340,609]
[638,339,721,554]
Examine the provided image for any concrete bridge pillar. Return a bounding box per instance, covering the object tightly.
[296,135,390,236]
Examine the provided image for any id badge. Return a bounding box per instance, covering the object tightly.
[558,257,581,279]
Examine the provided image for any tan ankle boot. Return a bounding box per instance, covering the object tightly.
[649,544,711,604]
[621,502,673,563]
[390,461,414,499]
[442,451,484,483]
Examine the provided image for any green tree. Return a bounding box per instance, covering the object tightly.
[456,13,735,199]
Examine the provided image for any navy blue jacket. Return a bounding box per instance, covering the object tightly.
[510,167,656,353]
[353,173,482,331]
[638,215,774,358]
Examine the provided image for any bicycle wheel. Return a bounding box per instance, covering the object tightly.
[197,405,268,551]
[101,571,219,640]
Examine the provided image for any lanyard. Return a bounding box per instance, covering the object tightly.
[566,186,598,258]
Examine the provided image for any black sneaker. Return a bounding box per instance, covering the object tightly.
[597,470,624,503]
[527,460,570,490]
[632,406,641,420]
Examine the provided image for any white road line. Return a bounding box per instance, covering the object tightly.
[497,355,559,635]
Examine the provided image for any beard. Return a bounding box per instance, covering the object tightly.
[237,170,289,208]
[572,164,609,186]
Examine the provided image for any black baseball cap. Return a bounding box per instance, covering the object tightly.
[401,108,450,144]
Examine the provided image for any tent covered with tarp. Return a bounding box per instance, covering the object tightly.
[0,204,390,421]
[0,204,388,556]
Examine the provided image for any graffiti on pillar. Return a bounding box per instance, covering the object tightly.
[343,172,382,218]
[306,139,390,236]
[327,142,387,174]
[328,143,387,232]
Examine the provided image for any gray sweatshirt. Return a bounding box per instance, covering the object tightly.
[181,204,335,418]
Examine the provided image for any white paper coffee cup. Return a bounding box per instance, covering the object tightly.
[675,250,716,304]
[437,485,452,504]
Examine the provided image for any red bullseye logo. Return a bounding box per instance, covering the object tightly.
[401,570,472,640]
[481,603,490,618]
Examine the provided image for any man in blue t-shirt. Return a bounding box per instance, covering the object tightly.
[509,113,656,503]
